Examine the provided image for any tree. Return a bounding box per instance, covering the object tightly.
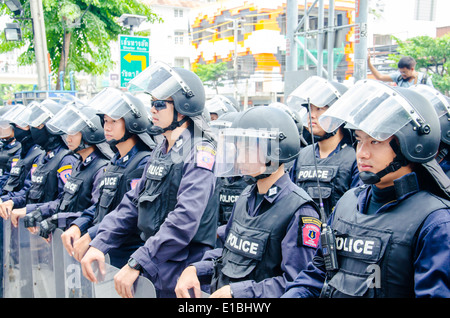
[389,35,450,95]
[193,62,228,94]
[0,0,161,90]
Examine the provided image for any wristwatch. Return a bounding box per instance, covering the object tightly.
[127,257,142,272]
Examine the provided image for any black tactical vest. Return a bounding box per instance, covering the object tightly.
[93,150,150,225]
[137,132,217,248]
[210,186,315,292]
[294,143,355,218]
[58,153,109,213]
[26,148,72,204]
[218,176,248,225]
[326,186,450,298]
[0,141,21,178]
[2,145,43,193]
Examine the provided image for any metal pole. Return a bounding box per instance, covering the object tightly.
[327,0,335,80]
[30,0,49,90]
[304,0,309,70]
[286,0,298,72]
[317,0,324,77]
[354,0,369,81]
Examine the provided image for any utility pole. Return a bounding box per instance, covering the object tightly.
[30,0,49,90]
[286,0,298,72]
[354,0,369,81]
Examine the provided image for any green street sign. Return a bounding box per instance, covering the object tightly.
[119,35,150,88]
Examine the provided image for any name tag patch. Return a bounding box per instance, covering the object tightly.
[335,235,382,261]
[225,230,265,260]
[297,166,337,182]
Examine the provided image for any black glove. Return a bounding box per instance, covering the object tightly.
[23,209,43,228]
[39,214,59,239]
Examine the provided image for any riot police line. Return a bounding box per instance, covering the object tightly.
[0,62,449,298]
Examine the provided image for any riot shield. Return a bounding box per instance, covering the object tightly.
[2,219,20,298]
[17,218,34,297]
[91,260,157,298]
[29,228,56,297]
[52,228,94,298]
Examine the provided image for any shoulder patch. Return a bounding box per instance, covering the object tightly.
[195,145,216,171]
[298,216,322,249]
[57,165,72,184]
[130,178,140,190]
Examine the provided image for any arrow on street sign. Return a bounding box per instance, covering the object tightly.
[124,53,148,71]
[119,35,150,88]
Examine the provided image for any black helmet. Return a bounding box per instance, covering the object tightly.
[409,84,450,146]
[286,76,348,113]
[319,79,441,184]
[206,95,237,117]
[47,103,107,145]
[231,106,301,163]
[268,102,307,146]
[210,112,240,131]
[127,61,205,117]
[215,106,301,179]
[88,87,151,134]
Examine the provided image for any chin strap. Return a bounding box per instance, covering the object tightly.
[359,139,410,185]
[147,109,190,136]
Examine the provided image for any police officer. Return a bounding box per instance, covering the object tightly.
[61,88,153,267]
[287,76,359,219]
[208,112,247,228]
[409,84,450,176]
[80,62,217,298]
[175,105,321,298]
[23,103,113,238]
[0,106,22,191]
[0,99,78,227]
[282,80,450,298]
[205,95,238,121]
[0,104,44,195]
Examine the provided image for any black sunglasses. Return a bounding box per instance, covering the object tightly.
[151,100,174,111]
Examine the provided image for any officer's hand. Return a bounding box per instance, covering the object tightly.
[73,233,91,262]
[114,265,140,298]
[80,246,105,283]
[0,200,14,220]
[175,266,201,298]
[209,285,232,298]
[10,207,26,228]
[61,225,82,257]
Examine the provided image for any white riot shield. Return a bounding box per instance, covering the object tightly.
[91,260,157,298]
[52,229,94,298]
[29,229,56,297]
[2,219,20,297]
[17,218,34,297]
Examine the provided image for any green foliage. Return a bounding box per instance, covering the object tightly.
[194,62,229,94]
[389,35,450,95]
[0,0,161,89]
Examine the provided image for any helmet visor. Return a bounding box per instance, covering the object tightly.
[286,76,341,112]
[88,87,133,120]
[25,99,59,127]
[0,120,13,138]
[410,84,450,118]
[215,128,278,177]
[318,80,424,141]
[1,104,28,127]
[47,103,98,135]
[206,96,236,114]
[127,61,192,100]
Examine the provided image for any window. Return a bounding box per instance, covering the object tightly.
[174,31,184,45]
[174,9,184,18]
[174,58,185,68]
[414,0,436,21]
